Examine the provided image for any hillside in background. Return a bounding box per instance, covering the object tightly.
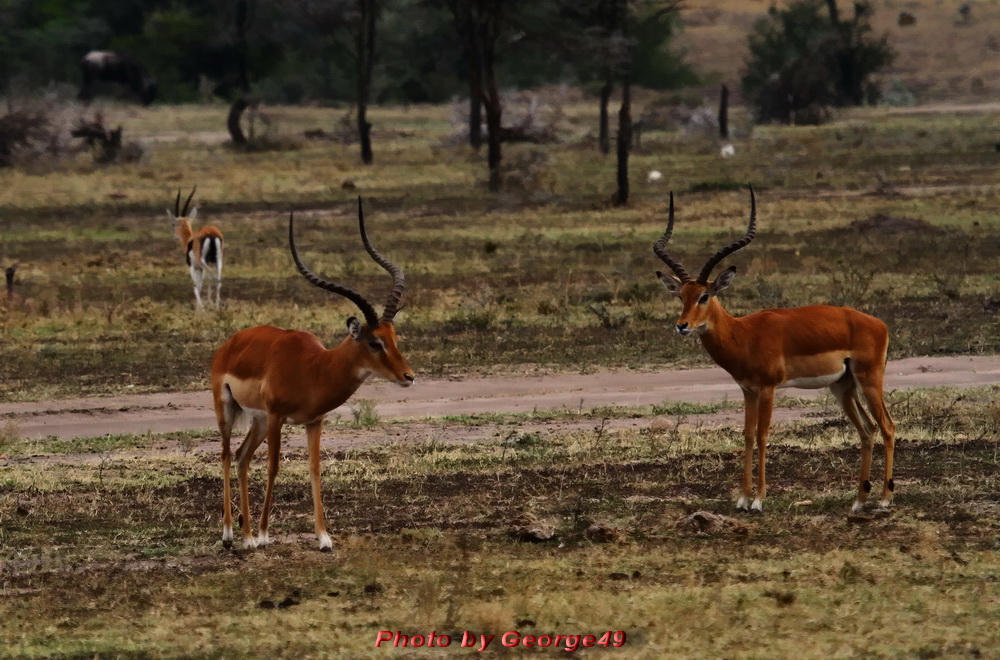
[677,0,1000,104]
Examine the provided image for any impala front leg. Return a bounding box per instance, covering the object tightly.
[306,420,333,552]
[256,413,284,547]
[752,386,775,512]
[738,388,758,511]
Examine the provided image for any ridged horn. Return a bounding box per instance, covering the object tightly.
[288,212,380,329]
[653,192,691,283]
[696,185,757,284]
[181,186,197,217]
[356,197,405,324]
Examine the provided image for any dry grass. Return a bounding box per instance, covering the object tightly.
[1,101,998,402]
[0,390,997,658]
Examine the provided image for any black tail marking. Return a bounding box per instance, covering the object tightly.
[203,237,218,265]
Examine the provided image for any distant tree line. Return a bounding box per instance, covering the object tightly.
[0,0,695,105]
[0,0,894,202]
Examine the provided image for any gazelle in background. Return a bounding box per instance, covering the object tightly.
[211,198,414,551]
[653,187,895,513]
[167,187,223,310]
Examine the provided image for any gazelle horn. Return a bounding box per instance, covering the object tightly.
[288,212,381,329]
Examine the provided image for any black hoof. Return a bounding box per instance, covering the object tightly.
[222,539,233,550]
[319,545,333,553]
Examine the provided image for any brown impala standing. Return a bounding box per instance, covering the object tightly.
[211,199,414,551]
[653,187,895,513]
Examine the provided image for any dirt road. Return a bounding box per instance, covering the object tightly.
[3,355,997,441]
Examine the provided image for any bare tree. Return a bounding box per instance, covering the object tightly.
[440,0,483,149]
[227,0,254,145]
[438,1,507,189]
[615,75,631,205]
[718,83,729,140]
[292,0,381,163]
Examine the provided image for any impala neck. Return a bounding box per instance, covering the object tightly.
[175,219,193,247]
[697,300,749,373]
[316,335,373,410]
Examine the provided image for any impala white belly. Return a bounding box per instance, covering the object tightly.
[222,375,267,414]
[779,365,847,390]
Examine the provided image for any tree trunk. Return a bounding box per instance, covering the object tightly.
[615,76,631,206]
[466,17,483,150]
[227,98,249,145]
[718,83,729,140]
[235,0,250,94]
[598,78,613,154]
[356,0,376,165]
[824,0,840,25]
[481,24,502,191]
[483,84,502,192]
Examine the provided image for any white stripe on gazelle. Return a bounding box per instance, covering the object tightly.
[168,186,223,311]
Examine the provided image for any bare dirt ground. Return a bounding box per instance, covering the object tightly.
[3,356,997,452]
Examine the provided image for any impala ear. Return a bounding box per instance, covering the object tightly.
[656,270,683,296]
[346,316,362,339]
[166,209,177,222]
[188,207,198,220]
[710,266,737,295]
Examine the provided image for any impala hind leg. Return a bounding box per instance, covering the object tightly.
[751,387,775,512]
[236,417,265,549]
[737,389,759,511]
[306,420,333,552]
[215,389,241,549]
[855,370,896,508]
[256,414,284,547]
[831,376,878,512]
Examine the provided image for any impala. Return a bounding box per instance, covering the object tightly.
[211,198,414,551]
[653,187,895,513]
[167,187,223,310]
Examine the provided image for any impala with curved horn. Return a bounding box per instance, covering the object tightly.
[167,187,223,310]
[654,186,895,513]
[210,198,414,551]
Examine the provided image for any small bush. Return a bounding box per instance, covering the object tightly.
[881,78,917,108]
[741,0,893,124]
[350,399,380,427]
[499,149,555,194]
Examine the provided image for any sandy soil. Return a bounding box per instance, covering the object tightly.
[3,356,997,445]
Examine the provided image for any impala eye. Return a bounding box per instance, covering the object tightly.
[368,341,383,351]
[698,294,710,305]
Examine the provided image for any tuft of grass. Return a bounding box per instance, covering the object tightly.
[350,398,380,428]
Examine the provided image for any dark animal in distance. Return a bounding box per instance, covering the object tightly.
[78,51,157,106]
